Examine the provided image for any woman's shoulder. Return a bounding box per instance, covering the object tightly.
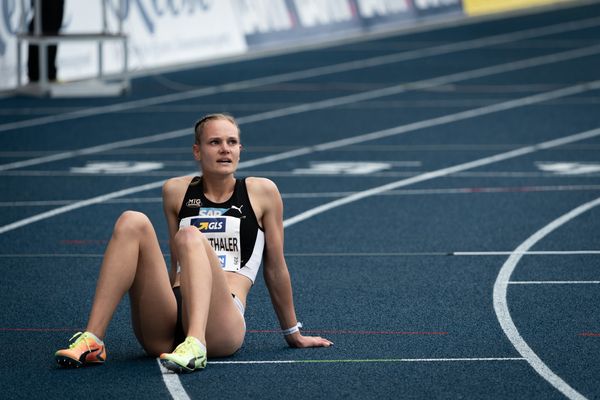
[164,175,195,190]
[245,177,283,224]
[245,177,280,197]
[162,176,196,204]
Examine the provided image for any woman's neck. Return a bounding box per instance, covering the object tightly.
[202,174,236,203]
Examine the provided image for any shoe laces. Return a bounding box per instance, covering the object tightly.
[173,337,200,356]
[68,332,93,351]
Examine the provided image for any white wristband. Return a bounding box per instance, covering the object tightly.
[282,322,303,336]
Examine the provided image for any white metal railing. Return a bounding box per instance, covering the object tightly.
[16,0,130,97]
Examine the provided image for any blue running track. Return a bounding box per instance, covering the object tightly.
[1,2,600,399]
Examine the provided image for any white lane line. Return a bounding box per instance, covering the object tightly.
[508,281,600,285]
[3,15,600,134]
[493,196,600,400]
[208,357,526,365]
[453,251,600,256]
[285,251,600,257]
[157,359,192,400]
[1,81,600,235]
[2,251,599,258]
[3,43,600,173]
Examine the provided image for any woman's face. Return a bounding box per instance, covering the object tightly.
[194,119,241,176]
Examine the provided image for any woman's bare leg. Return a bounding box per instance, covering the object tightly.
[86,211,177,355]
[174,227,246,357]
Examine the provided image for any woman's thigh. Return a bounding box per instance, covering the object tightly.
[201,240,247,357]
[174,227,247,356]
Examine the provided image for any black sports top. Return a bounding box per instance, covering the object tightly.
[177,177,265,283]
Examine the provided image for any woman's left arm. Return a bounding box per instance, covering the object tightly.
[251,178,333,348]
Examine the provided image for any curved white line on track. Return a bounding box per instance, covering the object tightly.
[2,14,600,134]
[493,197,600,399]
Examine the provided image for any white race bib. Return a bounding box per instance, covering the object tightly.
[179,216,241,271]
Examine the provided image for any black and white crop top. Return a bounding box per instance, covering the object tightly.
[177,177,265,284]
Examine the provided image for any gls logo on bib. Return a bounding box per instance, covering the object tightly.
[179,215,241,272]
[189,217,226,233]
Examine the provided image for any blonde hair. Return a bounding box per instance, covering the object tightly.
[194,113,240,144]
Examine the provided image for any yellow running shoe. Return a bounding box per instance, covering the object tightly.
[55,331,106,368]
[160,336,207,373]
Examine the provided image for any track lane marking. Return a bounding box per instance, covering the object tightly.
[2,250,599,258]
[508,281,600,284]
[208,357,525,365]
[453,251,600,255]
[157,359,192,400]
[247,329,448,335]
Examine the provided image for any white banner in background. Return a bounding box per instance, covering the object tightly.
[117,0,246,72]
[0,0,247,91]
[356,0,411,18]
[293,0,355,27]
[236,0,293,35]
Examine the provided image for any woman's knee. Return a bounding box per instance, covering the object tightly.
[113,211,152,237]
[173,226,207,252]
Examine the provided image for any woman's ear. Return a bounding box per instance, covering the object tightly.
[193,144,201,161]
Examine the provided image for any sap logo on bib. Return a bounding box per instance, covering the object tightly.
[190,218,226,233]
